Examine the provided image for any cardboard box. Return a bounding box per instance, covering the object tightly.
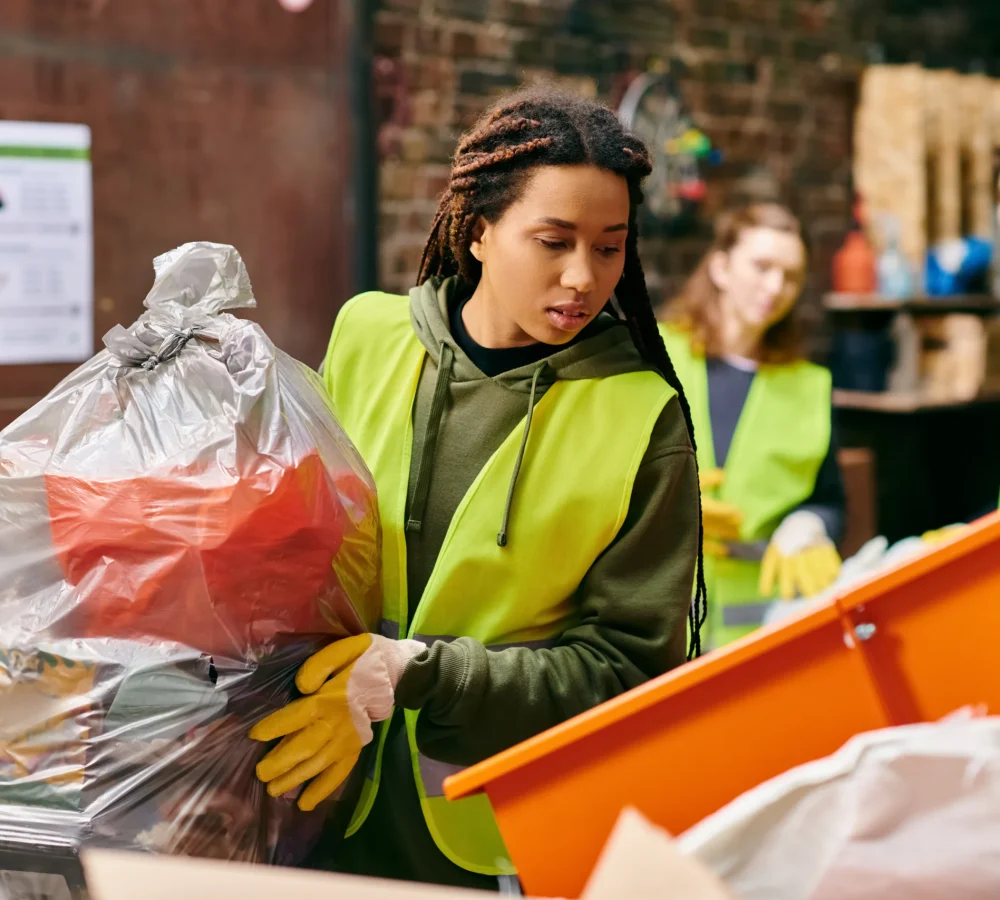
[82,851,485,900]
[80,808,734,900]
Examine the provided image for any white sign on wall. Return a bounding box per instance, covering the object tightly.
[0,121,93,365]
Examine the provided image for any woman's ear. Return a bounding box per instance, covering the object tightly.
[707,250,731,294]
[469,218,488,262]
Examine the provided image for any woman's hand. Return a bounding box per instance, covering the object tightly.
[759,510,841,600]
[699,468,743,556]
[249,633,424,811]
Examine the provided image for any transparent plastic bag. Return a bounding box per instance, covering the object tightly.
[0,243,381,894]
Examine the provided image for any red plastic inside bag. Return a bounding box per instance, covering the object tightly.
[45,453,373,657]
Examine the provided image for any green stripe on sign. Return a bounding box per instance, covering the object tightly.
[0,146,89,160]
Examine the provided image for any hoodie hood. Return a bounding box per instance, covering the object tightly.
[408,277,653,391]
[405,276,658,548]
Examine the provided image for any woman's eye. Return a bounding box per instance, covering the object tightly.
[538,238,567,250]
[597,246,622,256]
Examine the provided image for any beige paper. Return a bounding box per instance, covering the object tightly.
[583,808,736,900]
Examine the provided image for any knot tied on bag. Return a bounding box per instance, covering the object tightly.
[103,241,257,373]
[139,327,200,370]
[103,321,208,371]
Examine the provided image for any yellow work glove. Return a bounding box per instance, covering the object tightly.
[759,510,841,600]
[699,468,725,492]
[250,633,424,811]
[921,523,967,545]
[699,468,743,556]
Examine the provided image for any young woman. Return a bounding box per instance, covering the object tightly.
[249,88,706,890]
[658,204,845,650]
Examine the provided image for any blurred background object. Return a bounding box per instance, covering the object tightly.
[852,64,996,293]
[618,68,720,238]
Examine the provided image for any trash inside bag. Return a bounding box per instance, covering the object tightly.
[680,714,1000,900]
[0,243,381,896]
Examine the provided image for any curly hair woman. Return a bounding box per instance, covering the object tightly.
[251,86,706,891]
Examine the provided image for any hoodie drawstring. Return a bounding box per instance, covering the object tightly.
[497,362,545,548]
[406,342,454,534]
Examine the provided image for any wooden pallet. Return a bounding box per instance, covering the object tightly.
[854,65,999,278]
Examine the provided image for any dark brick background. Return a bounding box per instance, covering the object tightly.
[372,0,868,340]
[1,0,991,423]
[874,0,1000,74]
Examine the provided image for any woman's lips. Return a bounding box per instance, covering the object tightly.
[546,306,589,332]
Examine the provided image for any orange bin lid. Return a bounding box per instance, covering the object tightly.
[446,511,1000,899]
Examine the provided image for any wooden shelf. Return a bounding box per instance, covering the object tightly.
[824,293,1000,314]
[833,388,1000,412]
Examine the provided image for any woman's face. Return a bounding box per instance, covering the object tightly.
[709,226,807,333]
[469,164,630,347]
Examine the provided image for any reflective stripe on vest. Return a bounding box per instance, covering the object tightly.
[324,292,675,875]
[721,601,773,628]
[659,323,831,649]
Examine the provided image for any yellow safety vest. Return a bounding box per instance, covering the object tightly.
[323,292,676,875]
[659,324,831,648]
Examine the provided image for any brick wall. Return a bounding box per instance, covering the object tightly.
[373,0,866,339]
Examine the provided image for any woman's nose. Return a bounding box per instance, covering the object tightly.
[561,250,597,294]
[764,269,786,297]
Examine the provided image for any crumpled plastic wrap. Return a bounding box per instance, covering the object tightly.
[0,243,381,898]
[680,714,1000,900]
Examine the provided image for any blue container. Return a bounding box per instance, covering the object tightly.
[926,237,992,296]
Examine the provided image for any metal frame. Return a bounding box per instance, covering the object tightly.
[617,70,683,132]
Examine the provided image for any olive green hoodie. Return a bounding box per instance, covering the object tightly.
[333,277,699,888]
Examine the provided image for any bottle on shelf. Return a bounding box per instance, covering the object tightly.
[876,214,913,300]
[833,233,877,295]
[832,195,877,294]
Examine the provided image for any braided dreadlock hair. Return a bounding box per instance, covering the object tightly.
[418,86,708,658]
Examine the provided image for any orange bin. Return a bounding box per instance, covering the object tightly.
[445,512,1000,899]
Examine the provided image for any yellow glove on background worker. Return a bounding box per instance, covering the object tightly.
[921,523,967,545]
[759,510,841,600]
[250,633,424,811]
[699,468,743,557]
